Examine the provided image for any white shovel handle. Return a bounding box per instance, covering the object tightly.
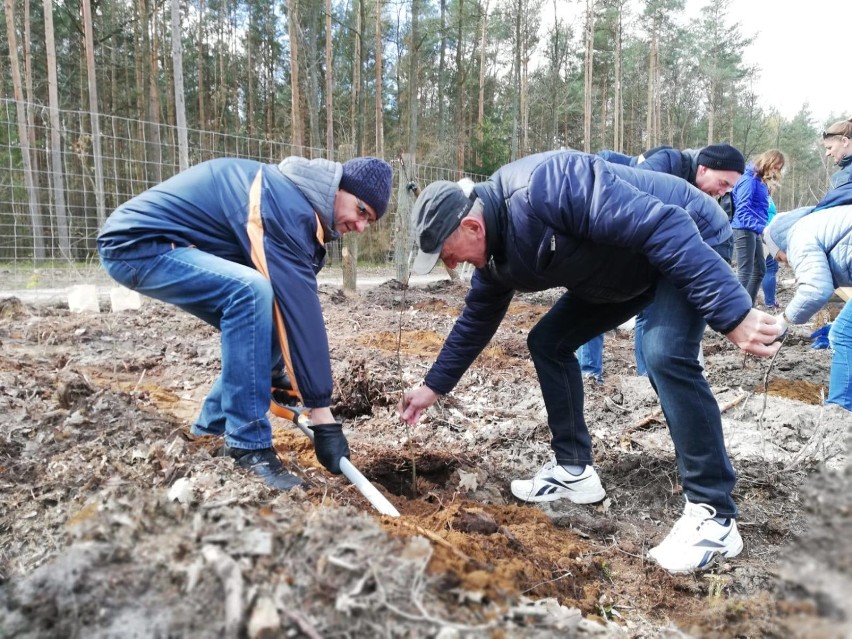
[295,417,400,518]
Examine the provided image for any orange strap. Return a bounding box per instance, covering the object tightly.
[246,168,326,404]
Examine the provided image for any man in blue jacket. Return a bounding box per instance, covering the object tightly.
[580,143,746,380]
[98,156,392,491]
[635,143,744,196]
[398,150,783,574]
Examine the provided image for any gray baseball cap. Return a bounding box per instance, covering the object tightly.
[410,180,476,275]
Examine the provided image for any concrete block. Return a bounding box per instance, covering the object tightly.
[67,285,100,313]
[110,286,142,312]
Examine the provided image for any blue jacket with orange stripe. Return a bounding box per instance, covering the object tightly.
[97,157,340,407]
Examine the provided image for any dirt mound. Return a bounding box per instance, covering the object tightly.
[1,283,850,637]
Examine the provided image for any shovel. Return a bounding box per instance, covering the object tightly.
[270,392,400,517]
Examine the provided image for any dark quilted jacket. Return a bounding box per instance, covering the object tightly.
[424,150,752,394]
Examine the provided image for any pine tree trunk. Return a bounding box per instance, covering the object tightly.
[357,0,366,153]
[374,0,384,157]
[707,78,716,143]
[287,0,303,151]
[6,0,44,260]
[582,0,595,153]
[23,0,39,182]
[325,0,333,158]
[351,0,362,154]
[646,30,657,147]
[511,0,521,160]
[339,145,357,293]
[247,3,254,139]
[197,0,206,135]
[613,3,622,150]
[456,0,465,169]
[476,0,489,168]
[395,153,415,281]
[408,0,419,159]
[81,0,107,226]
[438,0,446,140]
[171,0,189,170]
[304,0,321,150]
[43,0,71,257]
[146,0,163,182]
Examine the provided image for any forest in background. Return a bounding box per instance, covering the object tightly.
[0,0,846,264]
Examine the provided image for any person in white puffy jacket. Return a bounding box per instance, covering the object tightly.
[764,204,852,409]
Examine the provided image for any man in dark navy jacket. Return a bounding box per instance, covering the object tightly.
[99,156,392,490]
[398,150,783,574]
[580,143,746,380]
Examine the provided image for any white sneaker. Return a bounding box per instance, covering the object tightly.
[510,460,606,504]
[648,501,743,574]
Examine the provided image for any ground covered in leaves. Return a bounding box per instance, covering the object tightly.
[0,269,849,638]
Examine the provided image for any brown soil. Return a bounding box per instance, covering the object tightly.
[0,274,849,638]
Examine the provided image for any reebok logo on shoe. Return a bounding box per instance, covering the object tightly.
[510,460,606,504]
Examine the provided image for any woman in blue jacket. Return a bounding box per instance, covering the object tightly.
[731,149,785,303]
[98,156,392,490]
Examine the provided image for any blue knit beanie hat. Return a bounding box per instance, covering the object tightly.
[763,206,814,258]
[339,157,393,219]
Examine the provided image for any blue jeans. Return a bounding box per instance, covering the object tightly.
[761,255,778,306]
[527,247,738,517]
[733,229,765,304]
[577,310,649,379]
[577,335,604,381]
[101,246,276,450]
[828,302,852,410]
[634,310,648,376]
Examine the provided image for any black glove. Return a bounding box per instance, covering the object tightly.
[271,369,293,391]
[309,423,350,474]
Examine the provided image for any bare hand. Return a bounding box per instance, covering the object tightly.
[725,308,784,357]
[397,386,440,425]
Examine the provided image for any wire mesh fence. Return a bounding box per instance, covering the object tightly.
[0,97,487,291]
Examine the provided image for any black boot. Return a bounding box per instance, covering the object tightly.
[271,369,293,391]
[222,445,304,491]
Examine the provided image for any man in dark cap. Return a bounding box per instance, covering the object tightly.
[398,150,783,574]
[99,155,393,490]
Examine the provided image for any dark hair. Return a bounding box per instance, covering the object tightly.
[823,118,852,139]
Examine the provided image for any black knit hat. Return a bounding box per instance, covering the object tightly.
[339,157,393,219]
[697,144,746,174]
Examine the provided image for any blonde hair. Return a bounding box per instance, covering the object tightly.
[823,118,852,139]
[753,149,785,184]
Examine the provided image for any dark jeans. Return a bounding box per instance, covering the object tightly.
[527,247,739,516]
[733,229,765,304]
[528,293,651,467]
